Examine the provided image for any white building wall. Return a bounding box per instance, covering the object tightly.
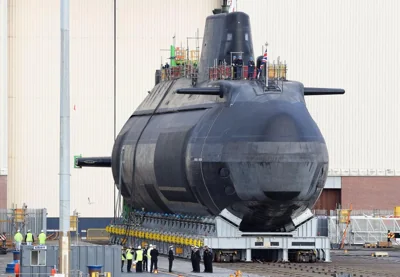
[239,0,400,176]
[8,0,400,217]
[0,0,7,176]
[8,0,219,217]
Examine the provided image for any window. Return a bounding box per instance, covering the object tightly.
[245,33,249,41]
[227,33,232,41]
[31,250,46,266]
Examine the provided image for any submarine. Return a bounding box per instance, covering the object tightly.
[76,3,344,232]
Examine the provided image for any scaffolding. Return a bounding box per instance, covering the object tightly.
[329,216,400,245]
[0,207,47,240]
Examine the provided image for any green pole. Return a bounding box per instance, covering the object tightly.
[170,45,176,66]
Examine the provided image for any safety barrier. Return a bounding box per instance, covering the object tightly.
[106,225,204,247]
[86,228,109,241]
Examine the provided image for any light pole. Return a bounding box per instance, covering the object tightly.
[59,0,71,275]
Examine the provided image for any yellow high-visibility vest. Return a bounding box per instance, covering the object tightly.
[135,250,143,261]
[14,232,23,242]
[126,249,133,260]
[26,233,33,242]
[38,232,46,245]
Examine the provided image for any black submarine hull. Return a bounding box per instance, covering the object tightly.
[71,10,343,233]
[111,79,328,232]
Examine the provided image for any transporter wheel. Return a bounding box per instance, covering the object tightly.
[310,253,317,263]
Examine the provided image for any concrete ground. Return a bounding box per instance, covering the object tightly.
[2,245,400,277]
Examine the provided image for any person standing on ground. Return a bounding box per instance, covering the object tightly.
[121,247,126,272]
[168,245,174,272]
[147,244,153,272]
[135,245,143,273]
[150,245,159,273]
[14,229,23,251]
[193,246,201,272]
[203,245,213,273]
[142,244,148,272]
[125,246,134,272]
[190,245,195,272]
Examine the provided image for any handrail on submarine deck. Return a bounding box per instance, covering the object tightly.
[156,62,288,82]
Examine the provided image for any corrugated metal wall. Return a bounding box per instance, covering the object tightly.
[240,0,400,176]
[7,0,400,217]
[0,0,7,176]
[7,0,219,217]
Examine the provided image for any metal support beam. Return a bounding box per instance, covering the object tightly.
[0,0,8,176]
[282,249,289,262]
[59,0,71,275]
[245,249,251,262]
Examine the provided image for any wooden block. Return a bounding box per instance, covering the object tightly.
[372,251,389,257]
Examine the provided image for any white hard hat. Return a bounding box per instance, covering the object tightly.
[138,246,141,249]
[149,244,153,247]
[28,229,31,232]
[17,229,20,232]
[41,230,44,233]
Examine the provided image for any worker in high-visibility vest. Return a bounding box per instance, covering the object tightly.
[38,230,46,245]
[125,246,133,273]
[135,246,143,272]
[25,230,34,246]
[14,229,23,251]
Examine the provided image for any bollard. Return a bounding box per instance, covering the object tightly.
[13,251,20,262]
[104,272,111,277]
[87,265,103,276]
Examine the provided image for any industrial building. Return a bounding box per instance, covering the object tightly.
[0,0,399,230]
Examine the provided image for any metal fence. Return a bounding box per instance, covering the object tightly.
[313,209,394,217]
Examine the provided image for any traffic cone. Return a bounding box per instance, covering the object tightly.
[14,263,20,277]
[50,268,56,276]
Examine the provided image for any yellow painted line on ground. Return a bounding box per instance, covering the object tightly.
[159,270,183,277]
